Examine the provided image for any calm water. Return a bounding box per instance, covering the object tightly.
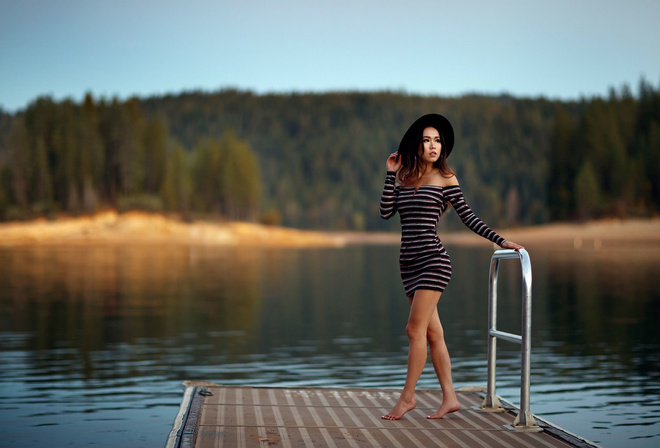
[1,242,659,447]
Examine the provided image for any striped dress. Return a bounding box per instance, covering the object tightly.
[379,171,505,296]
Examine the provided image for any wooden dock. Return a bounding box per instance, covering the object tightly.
[166,382,599,448]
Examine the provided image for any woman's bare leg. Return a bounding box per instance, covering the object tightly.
[426,307,461,418]
[382,289,441,420]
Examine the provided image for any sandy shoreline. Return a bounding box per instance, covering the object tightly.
[334,218,660,249]
[0,211,345,248]
[0,211,658,249]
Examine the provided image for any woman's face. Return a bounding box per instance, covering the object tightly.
[420,127,442,165]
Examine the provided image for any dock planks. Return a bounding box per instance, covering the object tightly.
[166,383,598,448]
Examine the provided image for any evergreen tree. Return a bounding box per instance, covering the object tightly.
[574,159,601,220]
[218,130,261,220]
[53,100,79,211]
[161,142,192,215]
[144,115,168,194]
[32,136,53,208]
[7,119,31,211]
[191,138,224,214]
[78,93,104,212]
[121,98,146,196]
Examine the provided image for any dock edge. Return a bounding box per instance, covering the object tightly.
[165,381,217,448]
[475,390,603,448]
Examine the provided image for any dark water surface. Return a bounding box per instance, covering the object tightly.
[1,242,659,447]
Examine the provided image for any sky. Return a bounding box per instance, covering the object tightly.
[1,0,659,112]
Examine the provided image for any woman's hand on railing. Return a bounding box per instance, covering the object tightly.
[502,240,525,251]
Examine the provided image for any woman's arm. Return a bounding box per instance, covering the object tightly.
[444,185,506,246]
[379,171,398,220]
[380,153,401,220]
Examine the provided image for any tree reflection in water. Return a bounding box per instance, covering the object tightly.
[0,243,659,447]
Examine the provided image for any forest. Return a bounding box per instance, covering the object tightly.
[0,79,658,231]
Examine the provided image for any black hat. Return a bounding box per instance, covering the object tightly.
[398,114,455,158]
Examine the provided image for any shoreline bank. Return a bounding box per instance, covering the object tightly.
[335,217,660,249]
[0,212,658,249]
[0,211,344,248]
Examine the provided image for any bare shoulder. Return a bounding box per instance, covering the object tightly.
[431,173,460,187]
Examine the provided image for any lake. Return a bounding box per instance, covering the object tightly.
[0,241,659,447]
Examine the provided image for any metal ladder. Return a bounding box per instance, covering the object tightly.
[480,248,539,430]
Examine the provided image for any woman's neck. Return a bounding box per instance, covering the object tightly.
[418,164,435,178]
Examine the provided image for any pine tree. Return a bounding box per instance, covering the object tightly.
[144,116,168,194]
[7,119,31,211]
[574,159,602,220]
[161,142,192,215]
[548,107,577,220]
[78,93,103,212]
[121,98,146,196]
[219,130,261,220]
[32,136,53,207]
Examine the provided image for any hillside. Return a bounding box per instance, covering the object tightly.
[0,83,658,230]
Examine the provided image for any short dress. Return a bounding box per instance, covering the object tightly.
[379,171,505,296]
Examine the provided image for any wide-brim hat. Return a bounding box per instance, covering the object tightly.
[398,114,455,158]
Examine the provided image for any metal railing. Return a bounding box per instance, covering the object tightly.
[480,248,539,429]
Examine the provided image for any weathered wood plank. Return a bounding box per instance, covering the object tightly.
[169,383,599,448]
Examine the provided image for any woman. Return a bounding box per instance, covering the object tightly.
[379,114,524,421]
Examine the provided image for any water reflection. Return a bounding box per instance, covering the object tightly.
[0,244,659,447]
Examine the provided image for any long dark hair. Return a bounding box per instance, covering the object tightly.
[397,126,455,186]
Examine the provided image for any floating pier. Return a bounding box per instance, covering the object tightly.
[165,382,600,448]
[166,250,600,447]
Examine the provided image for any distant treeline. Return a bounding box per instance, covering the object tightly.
[549,81,660,221]
[0,95,261,222]
[0,80,658,230]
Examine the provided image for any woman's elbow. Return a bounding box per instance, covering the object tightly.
[379,209,394,220]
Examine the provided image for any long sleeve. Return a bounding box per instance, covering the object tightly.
[444,185,505,246]
[379,171,398,220]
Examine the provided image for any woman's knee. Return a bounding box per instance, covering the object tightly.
[427,324,445,346]
[406,322,427,341]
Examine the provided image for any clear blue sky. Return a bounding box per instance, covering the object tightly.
[1,0,659,112]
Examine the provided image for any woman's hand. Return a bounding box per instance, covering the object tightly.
[502,240,525,251]
[387,152,401,172]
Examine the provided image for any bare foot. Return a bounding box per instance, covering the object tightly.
[382,396,417,420]
[426,399,461,419]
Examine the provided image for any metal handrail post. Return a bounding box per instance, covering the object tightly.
[514,249,536,427]
[480,248,538,429]
[482,257,503,410]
